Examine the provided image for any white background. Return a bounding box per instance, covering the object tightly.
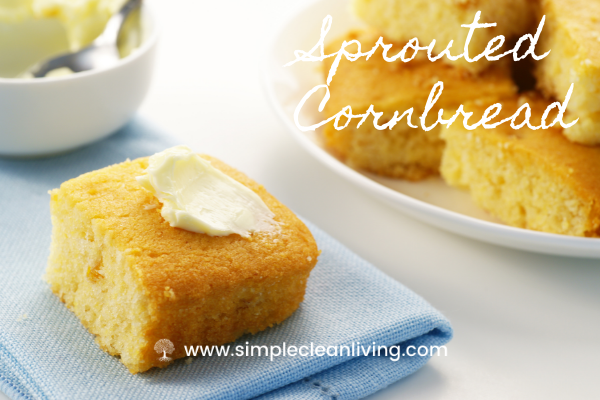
[3,0,599,398]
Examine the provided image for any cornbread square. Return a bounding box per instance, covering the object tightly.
[45,155,319,373]
[441,96,600,236]
[324,31,517,180]
[352,0,537,73]
[535,0,600,144]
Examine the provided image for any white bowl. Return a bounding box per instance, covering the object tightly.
[0,5,158,157]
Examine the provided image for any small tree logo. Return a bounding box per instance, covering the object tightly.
[154,339,175,362]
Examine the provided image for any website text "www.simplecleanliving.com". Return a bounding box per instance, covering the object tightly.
[184,342,448,362]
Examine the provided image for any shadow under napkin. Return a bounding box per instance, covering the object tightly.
[0,119,452,400]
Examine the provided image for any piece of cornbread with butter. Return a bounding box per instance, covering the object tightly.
[45,149,319,373]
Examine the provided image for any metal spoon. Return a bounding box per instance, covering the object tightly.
[26,0,142,78]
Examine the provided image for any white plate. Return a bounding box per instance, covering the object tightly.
[262,0,600,258]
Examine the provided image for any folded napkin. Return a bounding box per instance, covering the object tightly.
[0,120,452,400]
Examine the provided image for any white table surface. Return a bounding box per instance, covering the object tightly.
[3,0,599,399]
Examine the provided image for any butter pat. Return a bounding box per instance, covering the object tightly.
[136,146,278,237]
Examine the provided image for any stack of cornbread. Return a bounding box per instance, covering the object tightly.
[324,0,600,237]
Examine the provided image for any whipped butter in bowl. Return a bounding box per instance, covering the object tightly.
[0,0,158,157]
[0,0,142,78]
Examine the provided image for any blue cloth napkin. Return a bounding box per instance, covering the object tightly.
[0,120,452,400]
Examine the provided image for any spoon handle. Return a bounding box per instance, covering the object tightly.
[94,0,143,47]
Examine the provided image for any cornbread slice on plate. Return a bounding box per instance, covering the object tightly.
[351,0,537,73]
[45,155,319,373]
[535,0,600,145]
[440,95,600,237]
[323,31,517,180]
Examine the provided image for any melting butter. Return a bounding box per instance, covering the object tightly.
[136,146,278,237]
